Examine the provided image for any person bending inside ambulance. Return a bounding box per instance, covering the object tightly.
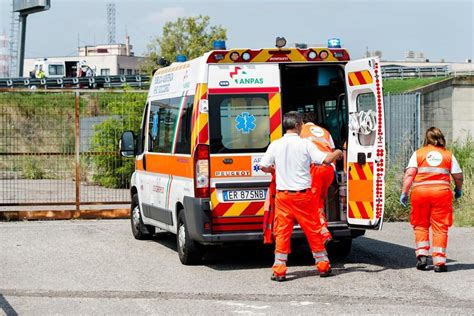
[259,111,343,281]
[300,113,336,245]
[400,127,463,272]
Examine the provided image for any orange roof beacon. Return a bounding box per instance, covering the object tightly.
[119,37,386,265]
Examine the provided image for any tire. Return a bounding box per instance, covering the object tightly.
[177,210,203,265]
[328,239,353,259]
[131,194,154,240]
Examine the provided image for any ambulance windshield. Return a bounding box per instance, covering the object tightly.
[208,94,271,154]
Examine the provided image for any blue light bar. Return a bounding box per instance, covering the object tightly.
[328,38,342,48]
[176,54,187,62]
[213,40,226,50]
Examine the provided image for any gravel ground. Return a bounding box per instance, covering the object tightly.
[0,220,473,315]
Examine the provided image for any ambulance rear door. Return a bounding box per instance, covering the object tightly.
[206,63,282,234]
[344,57,385,230]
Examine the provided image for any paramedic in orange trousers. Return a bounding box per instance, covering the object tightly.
[400,127,463,272]
[259,111,343,281]
[300,113,337,244]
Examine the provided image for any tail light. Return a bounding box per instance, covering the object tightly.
[194,144,210,198]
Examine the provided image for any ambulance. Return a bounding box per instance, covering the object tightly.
[119,38,386,265]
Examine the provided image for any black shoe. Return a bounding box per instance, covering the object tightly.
[416,256,428,271]
[434,264,448,273]
[271,273,287,282]
[319,268,332,278]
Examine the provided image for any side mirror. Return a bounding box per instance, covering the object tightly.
[120,131,136,158]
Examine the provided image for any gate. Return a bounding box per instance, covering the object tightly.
[0,90,146,209]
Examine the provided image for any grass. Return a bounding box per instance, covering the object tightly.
[384,135,474,227]
[383,77,451,93]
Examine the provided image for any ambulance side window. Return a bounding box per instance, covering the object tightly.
[356,93,377,146]
[149,98,180,153]
[136,102,149,155]
[175,95,194,154]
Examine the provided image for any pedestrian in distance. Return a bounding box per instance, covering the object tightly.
[400,127,463,272]
[300,112,337,245]
[259,111,343,281]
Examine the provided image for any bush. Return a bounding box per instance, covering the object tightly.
[21,157,46,180]
[90,93,146,188]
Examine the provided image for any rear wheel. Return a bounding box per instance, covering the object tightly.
[177,210,203,265]
[131,194,154,240]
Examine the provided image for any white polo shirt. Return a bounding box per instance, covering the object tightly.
[260,133,327,190]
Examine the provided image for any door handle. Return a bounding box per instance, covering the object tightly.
[143,154,147,170]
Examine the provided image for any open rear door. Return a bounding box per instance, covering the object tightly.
[345,57,385,230]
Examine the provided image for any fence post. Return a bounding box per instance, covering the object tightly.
[416,92,421,147]
[75,92,81,216]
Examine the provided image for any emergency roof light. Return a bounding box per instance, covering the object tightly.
[230,51,240,61]
[242,51,251,61]
[307,50,317,59]
[275,37,287,48]
[176,54,187,62]
[213,40,226,50]
[328,38,342,48]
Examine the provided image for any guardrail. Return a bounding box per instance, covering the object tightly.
[0,75,150,89]
[382,65,450,79]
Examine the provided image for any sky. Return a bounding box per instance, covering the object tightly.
[0,0,473,62]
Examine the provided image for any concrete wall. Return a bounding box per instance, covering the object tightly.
[452,79,474,142]
[415,77,473,143]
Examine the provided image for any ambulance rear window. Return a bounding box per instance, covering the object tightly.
[209,94,270,154]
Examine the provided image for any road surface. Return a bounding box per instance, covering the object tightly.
[0,220,473,315]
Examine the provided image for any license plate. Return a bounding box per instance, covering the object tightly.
[222,189,267,201]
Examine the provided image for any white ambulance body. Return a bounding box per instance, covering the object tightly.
[120,40,386,265]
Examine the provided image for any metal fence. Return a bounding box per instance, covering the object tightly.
[384,93,421,164]
[0,90,146,208]
[0,90,419,208]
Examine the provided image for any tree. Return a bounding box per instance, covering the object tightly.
[141,15,227,73]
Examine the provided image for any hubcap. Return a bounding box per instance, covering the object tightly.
[132,206,141,231]
[178,224,186,253]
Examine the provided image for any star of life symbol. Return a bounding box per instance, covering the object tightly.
[235,112,256,134]
[253,164,260,172]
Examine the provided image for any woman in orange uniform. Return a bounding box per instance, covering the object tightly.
[400,127,463,272]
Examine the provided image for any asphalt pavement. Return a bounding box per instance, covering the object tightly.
[0,220,473,315]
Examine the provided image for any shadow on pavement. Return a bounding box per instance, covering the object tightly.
[148,233,468,274]
[0,294,18,316]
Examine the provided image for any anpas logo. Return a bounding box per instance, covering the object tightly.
[229,66,264,85]
[426,151,443,167]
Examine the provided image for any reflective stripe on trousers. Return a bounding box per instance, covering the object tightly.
[313,250,328,263]
[433,256,447,265]
[432,247,446,254]
[432,247,447,265]
[274,252,288,266]
[415,240,430,256]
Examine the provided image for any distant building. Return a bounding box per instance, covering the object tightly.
[23,35,145,77]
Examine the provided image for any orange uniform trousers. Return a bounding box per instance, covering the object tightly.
[410,185,453,266]
[311,164,334,241]
[272,190,329,276]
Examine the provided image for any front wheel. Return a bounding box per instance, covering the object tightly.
[177,210,203,265]
[131,194,154,240]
